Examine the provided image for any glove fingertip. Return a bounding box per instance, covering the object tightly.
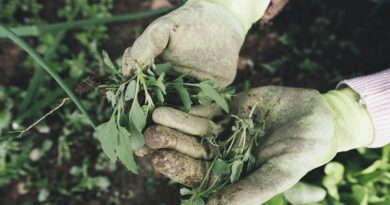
[122,47,136,78]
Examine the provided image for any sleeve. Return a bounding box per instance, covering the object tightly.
[338,69,390,148]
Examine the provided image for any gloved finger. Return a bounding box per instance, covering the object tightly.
[152,107,223,136]
[122,18,174,78]
[144,125,213,160]
[189,104,223,119]
[151,150,209,188]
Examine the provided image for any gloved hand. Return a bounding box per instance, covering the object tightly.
[141,86,374,205]
[121,0,272,87]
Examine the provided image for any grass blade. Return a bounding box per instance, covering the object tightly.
[0,24,96,129]
[0,7,175,38]
[18,9,80,117]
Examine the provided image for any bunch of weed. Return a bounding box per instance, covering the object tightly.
[96,51,233,173]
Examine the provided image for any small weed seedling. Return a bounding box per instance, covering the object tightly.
[180,106,265,205]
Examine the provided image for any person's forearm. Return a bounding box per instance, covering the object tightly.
[338,69,390,148]
[206,0,289,31]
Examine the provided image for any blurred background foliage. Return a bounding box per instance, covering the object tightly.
[0,0,389,204]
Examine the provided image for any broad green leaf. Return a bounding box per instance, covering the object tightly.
[180,188,193,196]
[154,62,172,76]
[212,159,230,177]
[352,185,368,205]
[230,160,243,183]
[181,200,192,205]
[198,82,229,112]
[197,91,213,105]
[95,119,118,162]
[125,80,137,101]
[129,100,146,131]
[263,194,287,205]
[129,128,144,151]
[191,196,205,205]
[174,84,192,113]
[129,100,146,150]
[102,50,118,71]
[116,126,138,174]
[284,182,326,205]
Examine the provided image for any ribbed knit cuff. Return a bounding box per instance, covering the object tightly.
[337,69,390,148]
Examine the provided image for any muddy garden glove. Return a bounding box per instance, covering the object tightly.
[141,86,374,205]
[121,0,273,87]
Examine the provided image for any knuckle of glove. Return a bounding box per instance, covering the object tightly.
[144,125,177,149]
[151,150,206,188]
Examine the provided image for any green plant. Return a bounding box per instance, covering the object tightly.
[180,106,265,204]
[0,24,96,128]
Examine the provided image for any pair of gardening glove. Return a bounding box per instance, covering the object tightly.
[121,0,375,204]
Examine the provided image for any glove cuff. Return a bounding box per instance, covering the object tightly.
[338,69,390,148]
[322,88,375,152]
[205,0,271,31]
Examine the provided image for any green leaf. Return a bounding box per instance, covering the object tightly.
[116,126,138,174]
[129,128,144,151]
[129,100,146,150]
[181,200,192,205]
[38,188,50,202]
[180,188,193,196]
[263,194,287,205]
[155,88,165,104]
[155,72,166,94]
[197,91,213,105]
[154,62,172,76]
[116,83,126,97]
[92,176,111,191]
[174,83,192,113]
[0,109,11,132]
[106,91,116,107]
[129,100,146,131]
[41,139,53,153]
[323,162,345,200]
[95,119,118,162]
[212,159,230,177]
[230,160,243,183]
[198,82,229,112]
[352,185,368,205]
[283,182,326,205]
[102,50,118,71]
[191,196,205,205]
[125,80,137,101]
